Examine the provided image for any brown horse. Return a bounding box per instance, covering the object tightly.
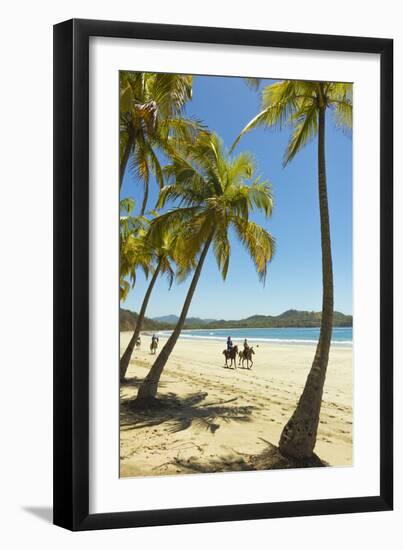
[238,347,255,369]
[223,345,238,368]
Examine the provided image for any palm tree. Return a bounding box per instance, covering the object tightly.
[233,80,352,458]
[120,71,202,213]
[119,223,193,381]
[136,132,275,401]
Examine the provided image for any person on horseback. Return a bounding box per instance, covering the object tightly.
[227,336,233,351]
[243,338,249,352]
[151,334,159,346]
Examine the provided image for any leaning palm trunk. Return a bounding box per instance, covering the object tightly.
[136,236,213,401]
[119,259,162,381]
[279,107,334,459]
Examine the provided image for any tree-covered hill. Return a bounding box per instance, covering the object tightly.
[202,310,352,329]
[120,308,352,331]
[120,308,171,332]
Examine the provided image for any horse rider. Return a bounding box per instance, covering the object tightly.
[151,333,159,346]
[227,336,233,351]
[243,338,250,352]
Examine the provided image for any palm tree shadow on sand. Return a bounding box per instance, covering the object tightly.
[173,440,326,474]
[120,391,327,473]
[120,391,254,434]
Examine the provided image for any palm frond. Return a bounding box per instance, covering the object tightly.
[159,116,206,144]
[243,77,261,90]
[142,140,164,189]
[244,180,274,217]
[230,108,272,152]
[227,151,255,186]
[327,82,353,130]
[213,230,231,280]
[284,104,318,165]
[332,100,353,130]
[159,256,175,290]
[120,278,131,301]
[147,206,202,244]
[120,197,135,214]
[232,219,275,283]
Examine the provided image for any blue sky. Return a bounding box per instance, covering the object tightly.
[121,75,352,319]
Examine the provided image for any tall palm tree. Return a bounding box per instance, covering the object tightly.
[120,71,202,213]
[136,132,275,401]
[233,80,352,458]
[119,223,193,381]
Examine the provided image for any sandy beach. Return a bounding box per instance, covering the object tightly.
[120,333,353,477]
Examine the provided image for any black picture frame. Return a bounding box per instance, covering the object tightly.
[53,18,393,531]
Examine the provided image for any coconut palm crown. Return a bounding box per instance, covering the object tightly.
[232,80,352,163]
[120,71,203,213]
[152,132,275,283]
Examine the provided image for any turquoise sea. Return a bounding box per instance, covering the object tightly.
[158,326,352,346]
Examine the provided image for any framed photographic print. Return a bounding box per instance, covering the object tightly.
[53,19,393,530]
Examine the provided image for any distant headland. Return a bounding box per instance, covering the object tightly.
[120,308,352,332]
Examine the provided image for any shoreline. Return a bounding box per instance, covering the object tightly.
[124,328,353,347]
[120,333,353,478]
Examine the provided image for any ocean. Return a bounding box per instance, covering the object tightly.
[157,326,353,346]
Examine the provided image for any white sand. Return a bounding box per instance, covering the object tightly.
[120,333,352,477]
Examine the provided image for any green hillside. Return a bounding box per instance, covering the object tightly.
[120,309,170,332]
[120,308,352,331]
[200,310,352,329]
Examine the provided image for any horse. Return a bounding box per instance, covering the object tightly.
[150,339,158,355]
[238,346,255,369]
[223,345,238,369]
[135,337,141,350]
